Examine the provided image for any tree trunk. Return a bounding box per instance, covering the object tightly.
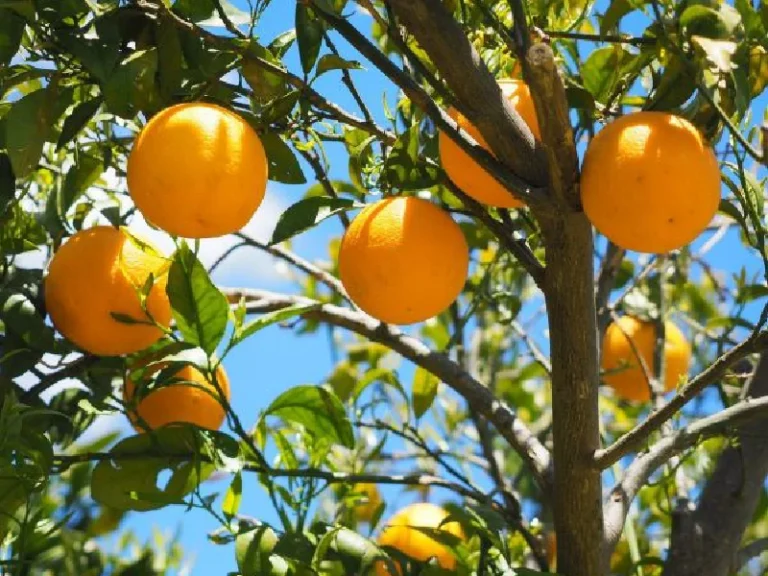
[540,212,604,576]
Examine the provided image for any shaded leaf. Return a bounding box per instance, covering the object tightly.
[260,132,305,184]
[156,16,184,102]
[296,3,324,74]
[90,426,221,511]
[0,8,24,66]
[173,0,215,22]
[5,89,53,177]
[269,196,358,245]
[56,97,103,150]
[383,125,439,190]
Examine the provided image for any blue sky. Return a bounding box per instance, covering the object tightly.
[43,1,768,573]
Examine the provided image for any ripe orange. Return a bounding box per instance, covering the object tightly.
[44,226,171,357]
[338,197,469,325]
[123,359,230,432]
[581,111,721,254]
[375,502,464,576]
[127,102,268,239]
[351,483,383,523]
[601,316,692,402]
[438,79,541,208]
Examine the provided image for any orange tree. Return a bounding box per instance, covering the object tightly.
[1,1,768,575]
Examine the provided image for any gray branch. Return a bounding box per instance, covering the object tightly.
[221,288,553,493]
[602,380,768,567]
[594,330,768,469]
[663,353,768,576]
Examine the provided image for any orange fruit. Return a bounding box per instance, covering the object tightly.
[127,102,268,239]
[351,483,383,523]
[438,79,541,208]
[375,502,464,576]
[123,359,230,432]
[338,197,469,325]
[601,316,692,402]
[44,226,171,357]
[581,111,721,254]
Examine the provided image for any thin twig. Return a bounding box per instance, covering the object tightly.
[234,232,352,303]
[543,30,655,46]
[221,287,553,492]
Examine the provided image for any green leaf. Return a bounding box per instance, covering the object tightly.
[264,385,354,448]
[296,3,324,74]
[0,203,46,256]
[156,16,184,102]
[5,88,53,177]
[269,196,358,246]
[231,302,320,348]
[103,48,160,118]
[412,367,439,419]
[166,242,229,354]
[90,426,219,511]
[268,30,297,59]
[304,179,360,199]
[647,56,697,111]
[383,124,439,190]
[0,292,55,351]
[581,45,634,104]
[600,0,648,34]
[315,54,362,77]
[58,152,104,218]
[198,0,251,26]
[680,4,740,39]
[735,0,765,37]
[0,154,15,212]
[0,0,35,20]
[260,132,306,184]
[173,0,215,22]
[0,8,24,66]
[236,525,285,576]
[222,471,242,519]
[691,36,738,73]
[56,97,103,151]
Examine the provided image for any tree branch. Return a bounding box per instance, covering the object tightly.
[365,0,552,206]
[233,232,353,304]
[664,353,768,576]
[145,0,396,144]
[53,451,487,503]
[736,538,768,571]
[21,355,99,402]
[220,287,553,493]
[602,393,768,565]
[594,330,768,469]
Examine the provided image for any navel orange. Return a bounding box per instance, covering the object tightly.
[581,111,721,254]
[601,316,692,402]
[438,79,541,208]
[127,102,268,239]
[44,226,171,357]
[338,197,469,325]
